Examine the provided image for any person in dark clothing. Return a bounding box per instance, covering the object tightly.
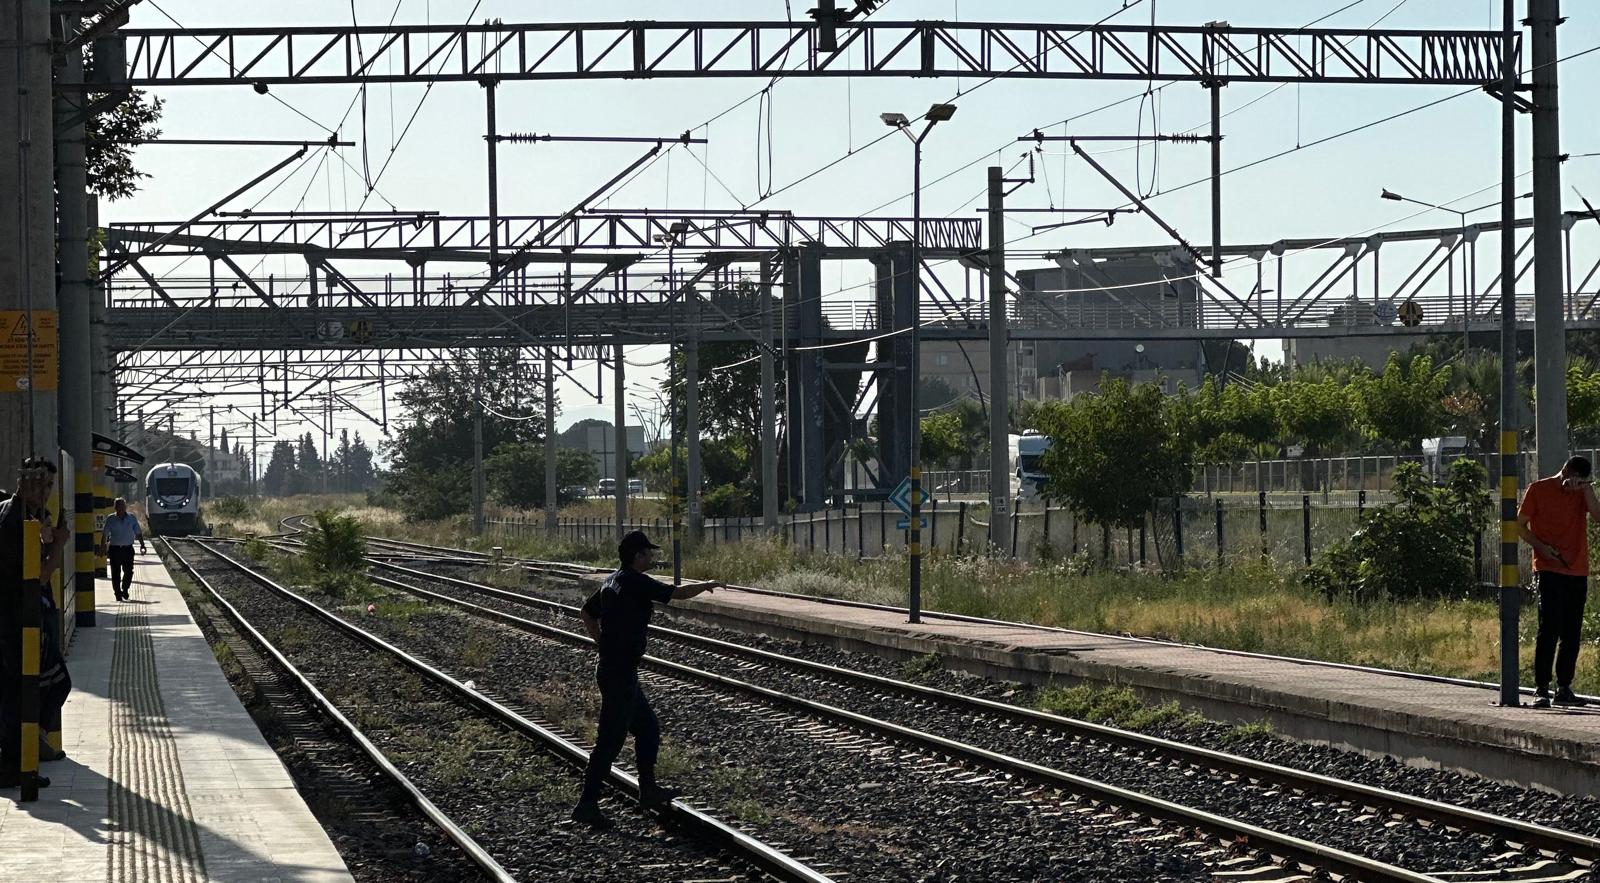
[0,457,70,789]
[571,530,719,829]
[1518,455,1600,708]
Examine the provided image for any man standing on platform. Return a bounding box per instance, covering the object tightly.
[1518,455,1600,708]
[571,530,719,829]
[101,498,145,602]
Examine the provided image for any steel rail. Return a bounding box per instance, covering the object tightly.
[320,557,1440,882]
[182,538,837,883]
[366,557,1600,865]
[160,539,519,883]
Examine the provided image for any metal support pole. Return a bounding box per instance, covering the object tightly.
[613,343,627,537]
[544,348,558,530]
[472,362,485,535]
[483,79,500,268]
[761,260,780,532]
[986,166,1011,553]
[670,301,683,584]
[1208,81,1224,277]
[56,32,95,624]
[1497,0,1523,707]
[1530,0,1566,477]
[1,0,57,470]
[908,136,925,623]
[686,285,702,542]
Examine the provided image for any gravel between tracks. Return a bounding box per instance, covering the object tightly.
[419,561,1600,846]
[237,546,1247,882]
[182,543,765,883]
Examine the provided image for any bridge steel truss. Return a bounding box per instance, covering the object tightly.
[91,14,1536,506]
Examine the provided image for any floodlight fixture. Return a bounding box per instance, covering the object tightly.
[923,103,958,123]
[880,112,910,127]
[1380,188,1403,201]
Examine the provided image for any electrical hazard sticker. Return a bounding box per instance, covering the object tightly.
[0,311,58,392]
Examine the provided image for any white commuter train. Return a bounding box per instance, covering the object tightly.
[145,462,204,536]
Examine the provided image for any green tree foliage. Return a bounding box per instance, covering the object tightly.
[1273,376,1356,455]
[1033,377,1193,530]
[302,509,369,598]
[84,42,163,201]
[1566,359,1600,442]
[486,444,598,509]
[1352,354,1450,452]
[261,441,296,497]
[919,410,966,467]
[384,350,550,520]
[1305,459,1491,600]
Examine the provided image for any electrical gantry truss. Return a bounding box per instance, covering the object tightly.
[98,14,1531,501]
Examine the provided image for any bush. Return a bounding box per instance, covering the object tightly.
[210,496,255,519]
[304,509,368,576]
[1305,459,1490,600]
[702,483,755,519]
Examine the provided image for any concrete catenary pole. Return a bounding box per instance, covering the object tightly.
[613,343,627,537]
[1496,0,1522,708]
[55,28,96,621]
[0,0,57,471]
[986,167,1010,553]
[760,260,780,531]
[544,348,558,531]
[685,285,702,542]
[472,360,485,535]
[1530,0,1566,478]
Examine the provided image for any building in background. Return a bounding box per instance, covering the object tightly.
[558,419,646,480]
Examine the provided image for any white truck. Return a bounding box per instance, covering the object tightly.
[1011,432,1051,500]
[1421,436,1470,482]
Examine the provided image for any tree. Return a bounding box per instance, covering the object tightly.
[345,432,377,492]
[331,430,353,492]
[1274,377,1356,455]
[919,410,966,467]
[487,444,598,509]
[84,41,163,201]
[383,350,551,520]
[261,442,296,497]
[296,433,323,494]
[1033,377,1193,531]
[1353,354,1450,452]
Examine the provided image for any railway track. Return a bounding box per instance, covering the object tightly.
[342,527,1600,707]
[172,537,834,883]
[262,521,1593,881]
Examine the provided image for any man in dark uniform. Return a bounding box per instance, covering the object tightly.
[571,530,718,829]
[0,457,70,788]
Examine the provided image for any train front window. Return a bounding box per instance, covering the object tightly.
[155,477,189,496]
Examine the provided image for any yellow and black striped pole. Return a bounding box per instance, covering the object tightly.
[74,466,95,627]
[19,518,43,802]
[93,451,108,583]
[1495,0,1521,709]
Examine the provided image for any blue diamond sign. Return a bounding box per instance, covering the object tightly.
[888,476,927,518]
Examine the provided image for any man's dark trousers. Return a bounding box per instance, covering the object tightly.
[1535,571,1589,689]
[578,665,660,804]
[109,545,134,598]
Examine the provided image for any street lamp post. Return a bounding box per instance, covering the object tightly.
[883,102,956,625]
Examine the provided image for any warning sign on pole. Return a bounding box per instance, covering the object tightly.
[0,311,58,392]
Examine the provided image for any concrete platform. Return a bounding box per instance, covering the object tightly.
[670,586,1600,799]
[0,551,353,882]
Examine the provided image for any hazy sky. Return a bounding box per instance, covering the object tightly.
[109,1,1600,456]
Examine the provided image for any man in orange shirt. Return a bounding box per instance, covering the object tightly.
[1517,455,1600,707]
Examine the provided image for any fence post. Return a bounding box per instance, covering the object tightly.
[1301,494,1312,566]
[879,504,886,554]
[1138,516,1146,565]
[957,502,967,553]
[930,498,939,554]
[808,512,816,552]
[1473,530,1484,585]
[1258,491,1268,561]
[825,507,832,554]
[1172,495,1185,564]
[1358,489,1366,518]
[1042,504,1051,554]
[1215,497,1225,566]
[1010,496,1021,558]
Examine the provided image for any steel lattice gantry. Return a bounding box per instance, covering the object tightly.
[103,20,1514,87]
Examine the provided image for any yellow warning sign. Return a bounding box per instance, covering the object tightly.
[0,311,58,392]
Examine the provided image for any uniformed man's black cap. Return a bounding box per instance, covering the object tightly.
[618,530,661,562]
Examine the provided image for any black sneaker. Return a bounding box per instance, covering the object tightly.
[0,772,50,789]
[639,784,680,807]
[1555,687,1589,707]
[571,802,613,830]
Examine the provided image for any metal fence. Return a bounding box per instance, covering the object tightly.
[485,493,1510,583]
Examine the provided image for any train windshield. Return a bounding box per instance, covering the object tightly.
[1018,454,1045,474]
[154,477,190,496]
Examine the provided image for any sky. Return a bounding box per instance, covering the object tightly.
[108,1,1600,460]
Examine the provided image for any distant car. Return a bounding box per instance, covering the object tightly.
[562,485,588,500]
[628,478,644,495]
[597,478,617,495]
